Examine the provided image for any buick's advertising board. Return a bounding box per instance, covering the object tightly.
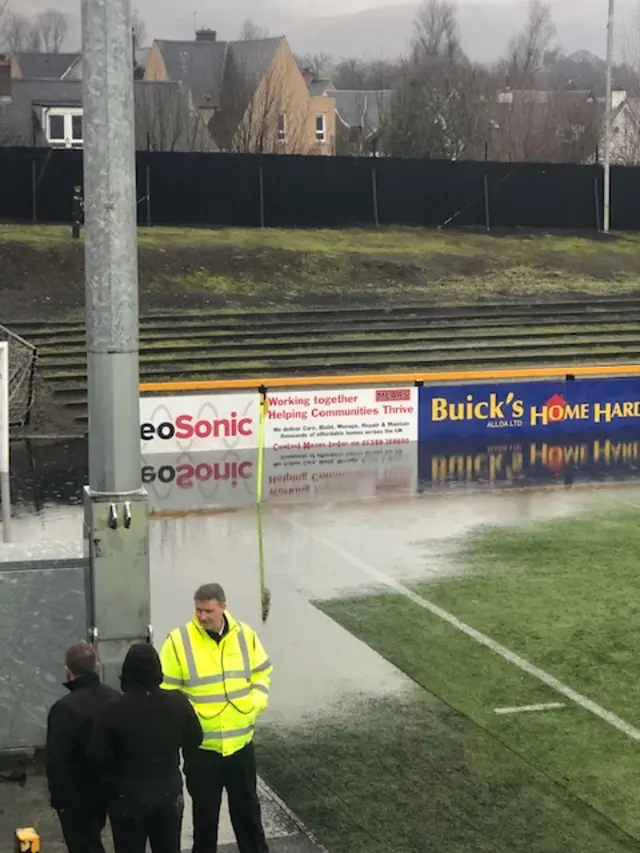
[418,377,640,440]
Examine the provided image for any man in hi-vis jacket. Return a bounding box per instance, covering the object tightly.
[160,583,273,853]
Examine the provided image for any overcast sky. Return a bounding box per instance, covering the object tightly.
[15,0,625,63]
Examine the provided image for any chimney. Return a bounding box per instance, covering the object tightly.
[195,28,217,42]
[0,56,11,101]
[302,67,314,87]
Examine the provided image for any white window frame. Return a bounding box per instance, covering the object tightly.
[315,113,326,143]
[45,107,84,148]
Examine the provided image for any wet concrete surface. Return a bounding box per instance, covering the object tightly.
[3,437,640,851]
[0,754,322,853]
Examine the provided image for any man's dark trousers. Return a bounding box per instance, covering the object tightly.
[185,741,269,853]
[56,806,107,853]
[108,794,183,853]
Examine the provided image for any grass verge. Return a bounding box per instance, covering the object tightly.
[3,225,640,321]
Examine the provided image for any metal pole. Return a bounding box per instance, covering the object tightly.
[31,159,37,224]
[81,0,150,689]
[0,343,10,543]
[603,0,615,233]
[372,166,380,227]
[1,472,11,544]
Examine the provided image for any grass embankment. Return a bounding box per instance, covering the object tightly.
[3,224,640,320]
[258,503,640,853]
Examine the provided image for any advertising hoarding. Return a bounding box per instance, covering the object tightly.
[264,387,418,450]
[140,393,259,454]
[418,377,640,440]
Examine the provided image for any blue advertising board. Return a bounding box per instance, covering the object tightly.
[418,377,640,440]
[418,430,640,489]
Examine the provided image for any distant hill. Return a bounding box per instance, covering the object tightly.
[288,0,631,64]
[11,0,633,64]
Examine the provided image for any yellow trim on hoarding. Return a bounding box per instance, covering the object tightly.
[140,364,640,395]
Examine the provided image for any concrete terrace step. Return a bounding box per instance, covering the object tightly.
[12,295,640,335]
[33,330,640,371]
[26,320,640,354]
[16,298,640,428]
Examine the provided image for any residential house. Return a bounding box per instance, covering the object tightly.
[491,88,629,164]
[9,46,149,82]
[0,70,215,152]
[9,52,81,80]
[304,75,391,155]
[144,30,335,154]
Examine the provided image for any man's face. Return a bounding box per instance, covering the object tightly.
[195,598,226,630]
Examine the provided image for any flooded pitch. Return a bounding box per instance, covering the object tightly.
[5,435,640,850]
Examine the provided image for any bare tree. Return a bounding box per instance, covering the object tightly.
[135,82,215,152]
[489,89,600,163]
[36,8,67,52]
[213,57,312,154]
[382,0,492,160]
[296,52,332,78]
[331,57,403,90]
[503,0,555,88]
[238,18,268,42]
[0,0,9,47]
[4,11,41,52]
[383,57,493,160]
[413,0,462,62]
[132,10,146,47]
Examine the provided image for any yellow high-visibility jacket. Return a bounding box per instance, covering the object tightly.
[159,611,272,757]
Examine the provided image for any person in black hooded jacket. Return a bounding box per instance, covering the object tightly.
[87,643,203,853]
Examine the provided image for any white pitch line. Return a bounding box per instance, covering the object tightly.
[283,514,640,742]
[494,702,566,715]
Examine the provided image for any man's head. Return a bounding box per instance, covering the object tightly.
[194,583,227,631]
[64,643,98,681]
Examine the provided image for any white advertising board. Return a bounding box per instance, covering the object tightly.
[140,393,260,455]
[264,386,419,450]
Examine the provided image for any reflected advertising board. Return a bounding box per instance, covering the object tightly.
[419,431,640,489]
[418,377,640,440]
[142,445,418,513]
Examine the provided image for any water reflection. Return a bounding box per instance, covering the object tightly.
[4,430,640,519]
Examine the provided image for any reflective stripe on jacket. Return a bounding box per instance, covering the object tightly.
[159,611,272,757]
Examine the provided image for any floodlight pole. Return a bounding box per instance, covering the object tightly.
[81,0,151,689]
[603,0,615,233]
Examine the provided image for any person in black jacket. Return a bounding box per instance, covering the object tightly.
[87,642,203,853]
[46,643,119,853]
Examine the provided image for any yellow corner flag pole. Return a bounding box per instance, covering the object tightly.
[256,390,271,622]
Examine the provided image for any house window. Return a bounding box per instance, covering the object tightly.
[316,113,326,142]
[45,108,84,148]
[72,114,83,142]
[48,114,65,143]
[277,113,286,141]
